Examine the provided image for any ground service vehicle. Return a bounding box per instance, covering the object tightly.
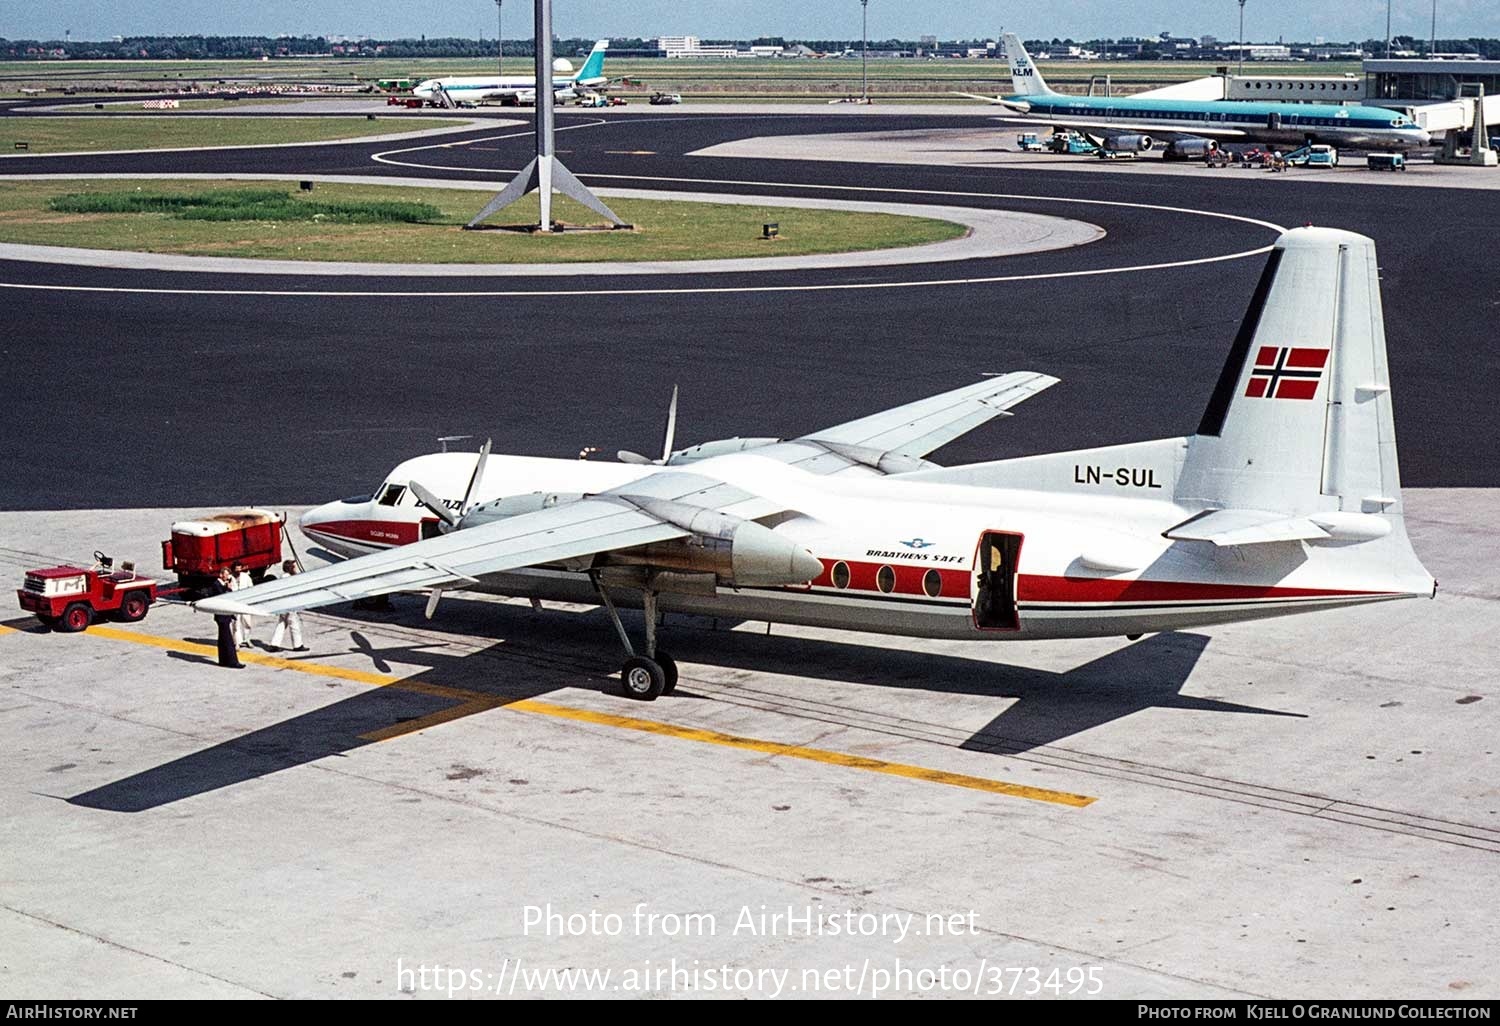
[649,92,682,105]
[17,554,157,632]
[1048,131,1099,155]
[1367,152,1407,171]
[162,509,284,593]
[1016,132,1044,152]
[1285,144,1339,167]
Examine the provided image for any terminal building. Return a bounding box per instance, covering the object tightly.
[1363,57,1500,102]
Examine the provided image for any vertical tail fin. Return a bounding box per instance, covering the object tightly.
[1002,33,1054,96]
[575,40,608,84]
[1180,227,1403,520]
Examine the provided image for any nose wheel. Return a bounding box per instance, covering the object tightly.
[592,573,680,701]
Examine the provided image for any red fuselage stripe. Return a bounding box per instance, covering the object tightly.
[309,526,1392,605]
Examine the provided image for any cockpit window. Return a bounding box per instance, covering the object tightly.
[377,484,406,507]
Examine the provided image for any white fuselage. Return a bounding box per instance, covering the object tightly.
[411,73,603,104]
[300,451,1431,642]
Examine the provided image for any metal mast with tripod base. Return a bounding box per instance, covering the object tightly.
[465,0,626,233]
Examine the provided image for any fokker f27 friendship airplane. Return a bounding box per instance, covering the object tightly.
[972,33,1430,154]
[412,39,609,107]
[202,228,1435,701]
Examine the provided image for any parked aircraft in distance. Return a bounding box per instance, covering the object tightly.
[203,227,1434,701]
[412,39,609,106]
[971,33,1430,154]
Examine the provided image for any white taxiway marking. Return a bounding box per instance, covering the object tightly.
[0,242,1276,299]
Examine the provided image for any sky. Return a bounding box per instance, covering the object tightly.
[3,0,1497,43]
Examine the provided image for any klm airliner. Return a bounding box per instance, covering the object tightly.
[986,34,1429,153]
[413,40,609,107]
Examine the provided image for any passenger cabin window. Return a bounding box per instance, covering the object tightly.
[377,484,407,507]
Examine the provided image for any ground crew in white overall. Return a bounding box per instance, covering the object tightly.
[269,560,308,652]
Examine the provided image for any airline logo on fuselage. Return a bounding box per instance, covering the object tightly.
[866,548,966,564]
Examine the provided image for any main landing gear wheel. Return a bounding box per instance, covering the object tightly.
[655,647,679,695]
[592,572,677,701]
[620,657,666,701]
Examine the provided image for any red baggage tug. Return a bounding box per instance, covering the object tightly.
[17,556,157,632]
[162,509,284,594]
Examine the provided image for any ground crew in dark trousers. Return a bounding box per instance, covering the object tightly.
[206,567,243,669]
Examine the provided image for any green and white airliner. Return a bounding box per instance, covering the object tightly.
[984,33,1429,153]
[412,40,609,107]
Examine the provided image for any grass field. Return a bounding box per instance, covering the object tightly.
[0,56,1364,99]
[0,179,967,263]
[0,115,471,153]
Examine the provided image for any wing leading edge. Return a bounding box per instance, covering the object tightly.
[197,497,687,617]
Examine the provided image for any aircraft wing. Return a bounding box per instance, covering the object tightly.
[955,92,1023,108]
[992,115,1247,139]
[196,496,690,617]
[803,372,1059,456]
[195,471,789,617]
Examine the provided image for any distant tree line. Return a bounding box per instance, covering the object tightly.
[2,33,1497,61]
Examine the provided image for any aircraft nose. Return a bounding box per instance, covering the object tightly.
[299,497,362,536]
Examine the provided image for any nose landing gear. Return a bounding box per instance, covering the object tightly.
[591,572,680,701]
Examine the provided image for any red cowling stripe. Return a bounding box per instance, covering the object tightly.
[304,519,419,546]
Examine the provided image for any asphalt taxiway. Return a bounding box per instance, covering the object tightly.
[1,111,1496,508]
[0,105,1496,999]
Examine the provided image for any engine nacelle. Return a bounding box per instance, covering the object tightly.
[1109,133,1154,153]
[1162,138,1215,161]
[610,497,823,587]
[461,491,585,529]
[666,437,781,465]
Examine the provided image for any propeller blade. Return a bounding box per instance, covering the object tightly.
[459,438,492,514]
[408,479,459,528]
[661,385,679,463]
[425,588,443,620]
[617,450,653,465]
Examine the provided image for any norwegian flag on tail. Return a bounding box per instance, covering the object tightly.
[1245,346,1329,400]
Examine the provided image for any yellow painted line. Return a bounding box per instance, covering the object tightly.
[358,698,505,743]
[88,624,403,686]
[9,623,1096,806]
[507,698,1096,807]
[0,624,20,636]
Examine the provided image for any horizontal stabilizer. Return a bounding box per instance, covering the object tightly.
[1165,508,1330,547]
